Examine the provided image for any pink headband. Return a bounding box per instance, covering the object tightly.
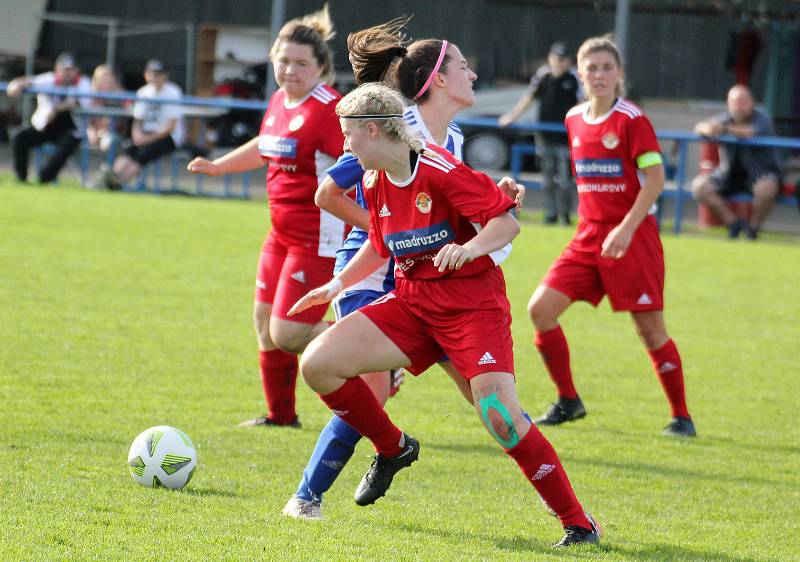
[414,40,448,100]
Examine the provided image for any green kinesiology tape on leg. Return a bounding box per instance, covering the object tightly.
[479,393,520,448]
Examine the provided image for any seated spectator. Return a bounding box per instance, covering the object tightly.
[691,85,782,239]
[97,59,184,190]
[86,64,124,152]
[7,52,91,183]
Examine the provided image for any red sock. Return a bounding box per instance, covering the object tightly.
[319,377,403,456]
[259,350,298,424]
[648,339,690,419]
[505,426,591,530]
[535,326,578,399]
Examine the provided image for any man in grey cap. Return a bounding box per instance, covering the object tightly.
[6,52,91,183]
[500,42,582,224]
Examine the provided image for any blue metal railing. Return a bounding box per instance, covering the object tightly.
[455,116,800,233]
[2,82,798,233]
[0,81,266,196]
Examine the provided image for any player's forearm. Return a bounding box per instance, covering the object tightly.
[619,165,664,231]
[212,137,265,174]
[694,120,718,137]
[7,77,32,97]
[502,95,533,124]
[463,212,520,257]
[334,243,387,290]
[726,122,755,139]
[315,178,370,230]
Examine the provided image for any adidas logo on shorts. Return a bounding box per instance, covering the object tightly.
[379,204,391,217]
[532,463,556,480]
[477,352,497,365]
[636,293,653,305]
[291,271,306,283]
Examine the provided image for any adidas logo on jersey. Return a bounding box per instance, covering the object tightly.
[636,293,653,305]
[572,136,581,147]
[477,352,497,365]
[379,204,391,217]
[291,271,307,284]
[658,361,678,374]
[532,463,555,481]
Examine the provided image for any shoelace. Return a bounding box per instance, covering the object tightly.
[365,456,385,484]
[299,501,320,517]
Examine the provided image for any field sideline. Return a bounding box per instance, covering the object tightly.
[1,177,798,561]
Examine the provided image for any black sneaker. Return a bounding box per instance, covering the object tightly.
[662,416,696,437]
[746,225,759,240]
[534,397,586,426]
[561,213,572,225]
[544,215,558,225]
[237,415,301,429]
[727,219,746,239]
[354,433,419,506]
[552,512,602,547]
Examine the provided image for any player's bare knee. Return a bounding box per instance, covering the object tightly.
[298,349,327,390]
[528,298,553,330]
[270,328,307,355]
[636,324,666,349]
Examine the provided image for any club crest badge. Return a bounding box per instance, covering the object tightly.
[602,132,620,149]
[289,115,305,131]
[415,192,432,214]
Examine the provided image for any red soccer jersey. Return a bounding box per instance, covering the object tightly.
[365,144,516,280]
[565,98,661,223]
[258,83,345,256]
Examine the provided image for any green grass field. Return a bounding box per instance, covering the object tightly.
[1,176,798,561]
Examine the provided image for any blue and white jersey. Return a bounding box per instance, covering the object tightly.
[326,105,465,294]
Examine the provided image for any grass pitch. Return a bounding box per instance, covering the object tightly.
[1,176,798,561]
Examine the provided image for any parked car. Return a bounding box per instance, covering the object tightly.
[457,85,538,171]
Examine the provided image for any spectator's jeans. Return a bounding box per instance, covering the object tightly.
[12,112,81,183]
[539,141,574,219]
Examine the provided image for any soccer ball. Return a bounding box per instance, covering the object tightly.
[127,426,197,490]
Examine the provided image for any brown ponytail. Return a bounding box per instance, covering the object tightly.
[347,17,452,102]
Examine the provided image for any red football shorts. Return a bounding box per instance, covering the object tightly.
[255,230,336,324]
[358,267,515,380]
[542,215,665,312]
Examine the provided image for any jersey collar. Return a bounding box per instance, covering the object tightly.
[582,97,620,125]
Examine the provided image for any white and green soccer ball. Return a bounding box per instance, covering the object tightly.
[127,426,197,490]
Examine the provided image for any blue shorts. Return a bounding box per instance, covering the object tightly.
[332,289,386,321]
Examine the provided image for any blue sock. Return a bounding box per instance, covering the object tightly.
[295,415,362,503]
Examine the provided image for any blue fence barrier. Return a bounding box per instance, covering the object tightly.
[455,116,799,233]
[2,82,798,233]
